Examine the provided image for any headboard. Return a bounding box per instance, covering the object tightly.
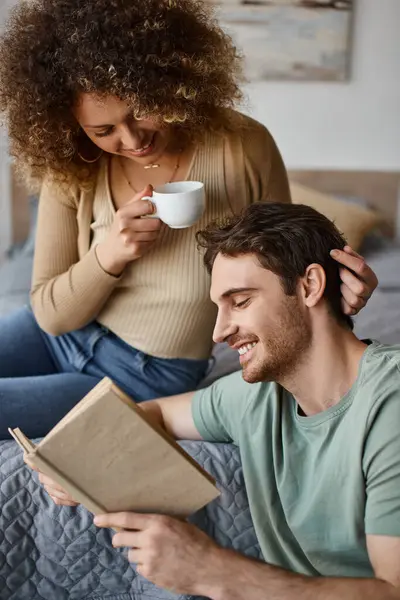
[289,170,400,239]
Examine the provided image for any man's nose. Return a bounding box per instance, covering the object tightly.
[213,313,238,344]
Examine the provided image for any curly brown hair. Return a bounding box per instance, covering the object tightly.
[0,0,243,188]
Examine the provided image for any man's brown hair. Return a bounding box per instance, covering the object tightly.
[196,202,353,329]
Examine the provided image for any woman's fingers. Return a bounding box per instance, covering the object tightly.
[331,246,378,292]
[331,246,378,316]
[340,283,366,315]
[119,212,161,234]
[119,199,157,226]
[128,185,153,204]
[339,268,368,300]
[121,232,160,247]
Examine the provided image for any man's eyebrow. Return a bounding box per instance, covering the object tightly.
[221,287,258,299]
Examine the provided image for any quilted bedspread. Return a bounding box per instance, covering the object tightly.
[0,439,261,600]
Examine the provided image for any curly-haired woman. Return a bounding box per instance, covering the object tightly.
[0,0,377,439]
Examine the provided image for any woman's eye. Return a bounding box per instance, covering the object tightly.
[95,127,114,138]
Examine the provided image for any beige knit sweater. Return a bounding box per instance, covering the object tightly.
[31,114,291,359]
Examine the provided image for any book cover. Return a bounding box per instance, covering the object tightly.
[10,378,220,517]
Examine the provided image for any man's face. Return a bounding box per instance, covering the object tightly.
[211,253,312,383]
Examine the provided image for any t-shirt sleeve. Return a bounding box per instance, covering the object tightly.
[363,389,400,536]
[192,371,258,444]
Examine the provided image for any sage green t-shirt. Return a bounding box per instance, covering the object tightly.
[192,342,400,577]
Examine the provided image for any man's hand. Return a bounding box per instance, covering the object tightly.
[24,457,79,507]
[93,512,223,595]
[330,245,378,315]
[94,512,400,600]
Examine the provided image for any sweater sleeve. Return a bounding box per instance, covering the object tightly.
[30,179,120,336]
[242,117,292,205]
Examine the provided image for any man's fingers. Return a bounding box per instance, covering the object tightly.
[112,531,146,549]
[45,486,75,501]
[44,484,78,505]
[49,493,79,507]
[38,472,68,492]
[94,512,155,530]
[24,457,38,471]
[128,548,142,565]
[26,464,78,505]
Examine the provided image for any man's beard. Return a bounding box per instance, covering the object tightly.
[241,298,312,384]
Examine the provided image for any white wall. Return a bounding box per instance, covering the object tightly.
[244,0,400,171]
[0,0,15,258]
[0,0,16,256]
[0,131,11,260]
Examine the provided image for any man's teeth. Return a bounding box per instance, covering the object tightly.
[238,342,257,356]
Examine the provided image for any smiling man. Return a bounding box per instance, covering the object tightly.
[40,203,400,599]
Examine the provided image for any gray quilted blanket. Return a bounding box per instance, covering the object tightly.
[0,439,261,600]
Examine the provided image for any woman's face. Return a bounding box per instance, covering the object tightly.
[74,94,174,164]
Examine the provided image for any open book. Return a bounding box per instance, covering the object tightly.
[9,378,220,517]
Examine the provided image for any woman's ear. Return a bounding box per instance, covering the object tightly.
[299,264,326,308]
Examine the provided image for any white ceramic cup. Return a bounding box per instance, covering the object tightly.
[143,181,205,229]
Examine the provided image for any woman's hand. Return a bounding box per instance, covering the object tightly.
[24,458,79,507]
[96,184,162,276]
[330,245,378,316]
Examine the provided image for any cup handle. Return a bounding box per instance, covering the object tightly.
[141,195,158,218]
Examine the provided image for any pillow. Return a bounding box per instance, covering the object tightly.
[289,182,382,251]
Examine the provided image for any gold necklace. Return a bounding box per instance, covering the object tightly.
[119,150,182,193]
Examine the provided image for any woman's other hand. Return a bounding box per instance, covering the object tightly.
[24,457,79,507]
[96,185,162,276]
[330,245,378,316]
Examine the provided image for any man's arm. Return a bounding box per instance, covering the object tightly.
[94,515,400,599]
[141,370,250,443]
[140,392,203,441]
[203,534,400,600]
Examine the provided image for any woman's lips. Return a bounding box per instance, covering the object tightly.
[124,133,156,158]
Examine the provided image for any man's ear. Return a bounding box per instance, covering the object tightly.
[299,264,326,308]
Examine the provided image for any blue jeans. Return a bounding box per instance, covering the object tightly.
[0,307,209,439]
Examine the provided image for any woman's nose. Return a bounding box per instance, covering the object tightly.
[119,123,141,150]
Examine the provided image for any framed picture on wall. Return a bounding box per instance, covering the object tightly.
[207,0,354,81]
